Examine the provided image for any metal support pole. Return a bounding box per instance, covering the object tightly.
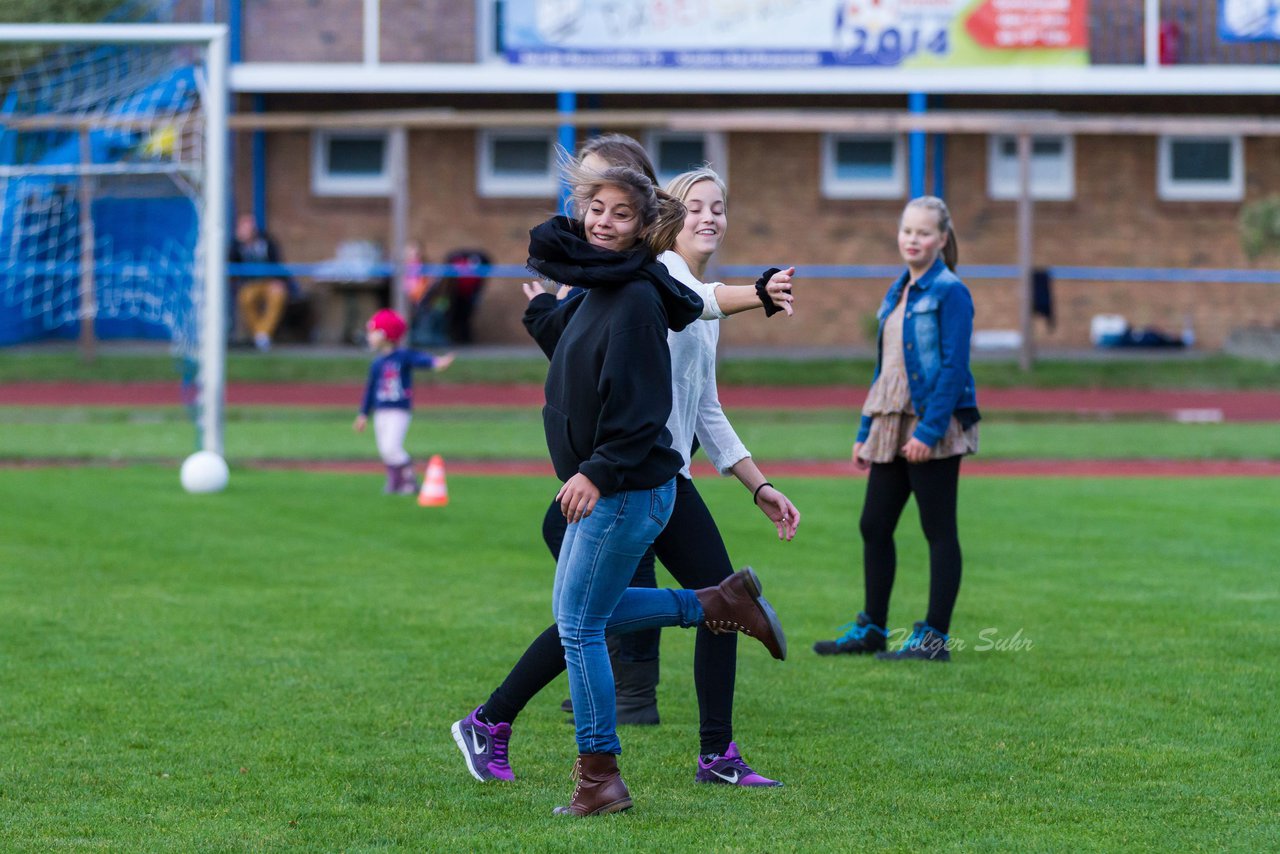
[251,93,266,229]
[1144,0,1160,69]
[931,132,946,198]
[557,91,577,212]
[389,125,410,319]
[201,28,229,456]
[908,92,927,198]
[1016,132,1035,372]
[229,0,242,63]
[363,0,380,66]
[77,130,96,363]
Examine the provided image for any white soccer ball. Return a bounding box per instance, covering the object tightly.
[180,450,229,494]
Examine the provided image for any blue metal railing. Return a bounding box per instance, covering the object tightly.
[220,262,1280,287]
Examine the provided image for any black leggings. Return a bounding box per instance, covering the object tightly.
[484,476,739,756]
[860,455,963,634]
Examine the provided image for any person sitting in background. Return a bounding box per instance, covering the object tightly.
[403,240,429,307]
[406,241,450,347]
[415,248,489,346]
[229,213,293,352]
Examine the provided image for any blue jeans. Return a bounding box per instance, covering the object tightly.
[552,479,703,754]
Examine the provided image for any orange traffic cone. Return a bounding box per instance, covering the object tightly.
[418,454,449,507]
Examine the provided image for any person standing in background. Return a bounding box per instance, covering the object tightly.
[814,196,979,663]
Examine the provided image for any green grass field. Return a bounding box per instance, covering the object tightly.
[1,468,1275,851]
[3,349,1278,389]
[4,405,1280,463]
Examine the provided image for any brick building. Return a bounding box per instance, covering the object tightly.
[213,1,1280,350]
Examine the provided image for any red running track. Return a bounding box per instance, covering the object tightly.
[8,457,1279,477]
[244,458,1280,478]
[4,382,1280,421]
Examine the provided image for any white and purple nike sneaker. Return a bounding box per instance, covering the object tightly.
[695,742,782,787]
[451,706,514,782]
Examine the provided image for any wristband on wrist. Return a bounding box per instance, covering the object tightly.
[755,267,784,317]
[752,481,774,504]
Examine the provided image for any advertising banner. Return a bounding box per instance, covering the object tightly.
[502,0,1090,68]
[1219,0,1280,41]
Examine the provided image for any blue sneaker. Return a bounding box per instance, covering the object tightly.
[877,621,951,662]
[812,612,888,655]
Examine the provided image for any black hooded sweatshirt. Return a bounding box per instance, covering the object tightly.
[523,216,704,496]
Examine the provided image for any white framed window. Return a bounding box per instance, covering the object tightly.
[477,129,558,198]
[987,135,1075,200]
[311,130,392,197]
[1157,136,1244,201]
[821,134,905,199]
[645,131,727,186]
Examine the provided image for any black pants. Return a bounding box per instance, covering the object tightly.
[860,455,963,634]
[484,476,739,756]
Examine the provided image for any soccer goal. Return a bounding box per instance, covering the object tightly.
[0,23,228,455]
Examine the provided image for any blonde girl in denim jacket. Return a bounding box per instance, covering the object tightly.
[814,196,980,663]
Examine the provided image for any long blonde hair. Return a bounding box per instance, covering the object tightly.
[903,195,959,272]
[664,166,728,206]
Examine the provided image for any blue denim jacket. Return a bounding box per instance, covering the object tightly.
[856,256,981,447]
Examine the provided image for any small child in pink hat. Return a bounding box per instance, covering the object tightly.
[354,309,455,493]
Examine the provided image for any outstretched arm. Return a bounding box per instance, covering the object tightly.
[710,267,796,317]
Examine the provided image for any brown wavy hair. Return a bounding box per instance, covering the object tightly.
[565,160,686,256]
[577,133,659,183]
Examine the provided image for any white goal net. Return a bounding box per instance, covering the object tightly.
[0,24,227,454]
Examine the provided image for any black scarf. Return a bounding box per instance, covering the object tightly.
[527,216,703,332]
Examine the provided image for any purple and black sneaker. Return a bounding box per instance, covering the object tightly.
[695,742,782,787]
[451,706,514,782]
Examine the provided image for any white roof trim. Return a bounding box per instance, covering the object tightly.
[0,22,226,43]
[231,62,1280,97]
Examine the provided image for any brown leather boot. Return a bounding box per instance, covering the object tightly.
[553,753,633,817]
[695,567,788,660]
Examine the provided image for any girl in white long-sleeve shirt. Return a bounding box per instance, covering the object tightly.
[454,165,802,790]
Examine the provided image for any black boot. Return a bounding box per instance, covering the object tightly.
[614,658,660,726]
[560,636,622,718]
[561,638,661,723]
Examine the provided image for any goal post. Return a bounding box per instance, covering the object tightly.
[0,23,229,456]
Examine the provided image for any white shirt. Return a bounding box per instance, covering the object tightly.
[659,250,750,479]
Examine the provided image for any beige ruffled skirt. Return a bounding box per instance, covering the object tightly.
[857,412,979,464]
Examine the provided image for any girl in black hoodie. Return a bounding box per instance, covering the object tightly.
[456,165,784,817]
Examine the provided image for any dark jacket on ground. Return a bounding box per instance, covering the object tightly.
[523,216,703,496]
